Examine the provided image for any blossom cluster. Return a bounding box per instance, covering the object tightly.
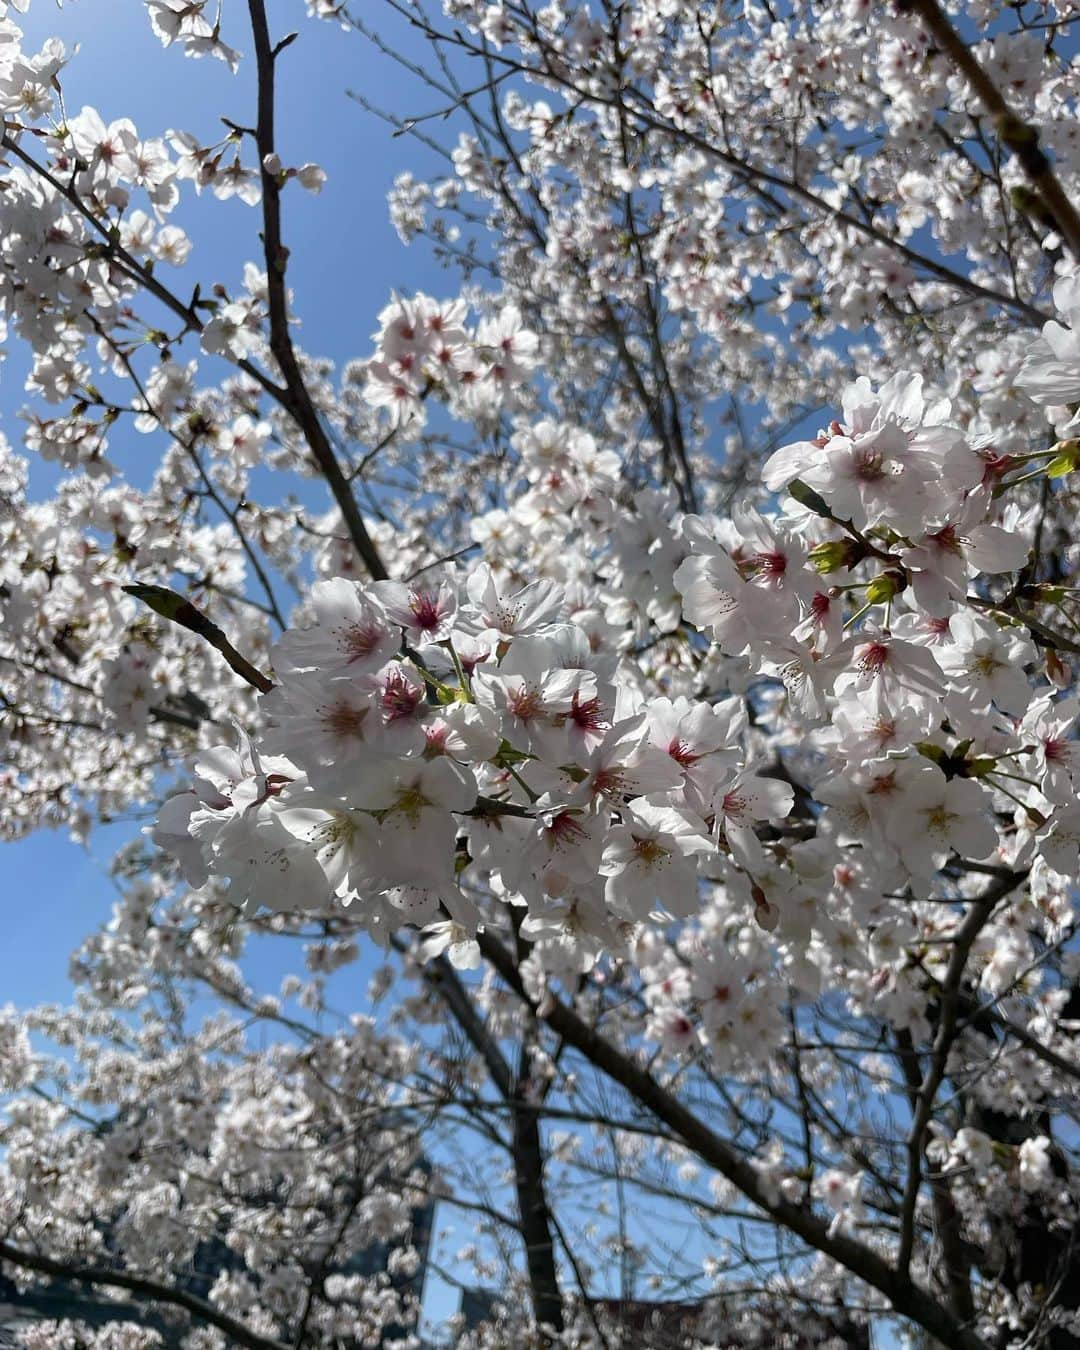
[1,0,1080,1342]
[364,293,540,429]
[376,0,1080,490]
[155,364,1080,1000]
[153,562,790,963]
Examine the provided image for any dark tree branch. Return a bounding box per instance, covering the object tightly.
[899,0,1080,260]
[0,1241,291,1350]
[245,0,390,582]
[894,872,1024,1274]
[394,937,564,1335]
[476,930,993,1350]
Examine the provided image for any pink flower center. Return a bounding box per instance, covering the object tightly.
[381,670,422,721]
[872,717,896,747]
[591,766,627,797]
[508,685,543,722]
[667,737,699,767]
[633,836,667,865]
[857,641,890,672]
[568,693,607,733]
[342,622,384,663]
[323,702,368,738]
[753,549,787,577]
[545,811,587,848]
[409,591,444,633]
[928,523,961,554]
[867,769,899,797]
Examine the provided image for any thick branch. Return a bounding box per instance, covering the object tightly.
[896,872,1024,1274]
[509,915,565,1337]
[894,1029,975,1327]
[0,1241,290,1350]
[476,931,992,1350]
[398,940,564,1334]
[899,0,1080,260]
[245,0,390,582]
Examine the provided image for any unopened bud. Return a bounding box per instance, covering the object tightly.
[750,882,779,932]
[866,571,903,604]
[809,539,863,574]
[1046,647,1071,689]
[1046,440,1080,478]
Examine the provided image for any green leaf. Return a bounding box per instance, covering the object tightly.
[121,583,194,624]
[787,479,832,518]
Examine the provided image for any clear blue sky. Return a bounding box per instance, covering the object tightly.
[2,0,453,1007]
[1,2,480,1331]
[0,9,918,1342]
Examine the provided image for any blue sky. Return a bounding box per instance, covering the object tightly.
[0,7,917,1342]
[1,1,486,1331]
[1,0,456,1007]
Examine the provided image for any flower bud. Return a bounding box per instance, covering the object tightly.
[750,882,779,931]
[1046,647,1071,689]
[1046,440,1080,478]
[808,539,863,574]
[865,571,903,604]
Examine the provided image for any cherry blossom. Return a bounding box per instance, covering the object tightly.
[0,0,1077,1343]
